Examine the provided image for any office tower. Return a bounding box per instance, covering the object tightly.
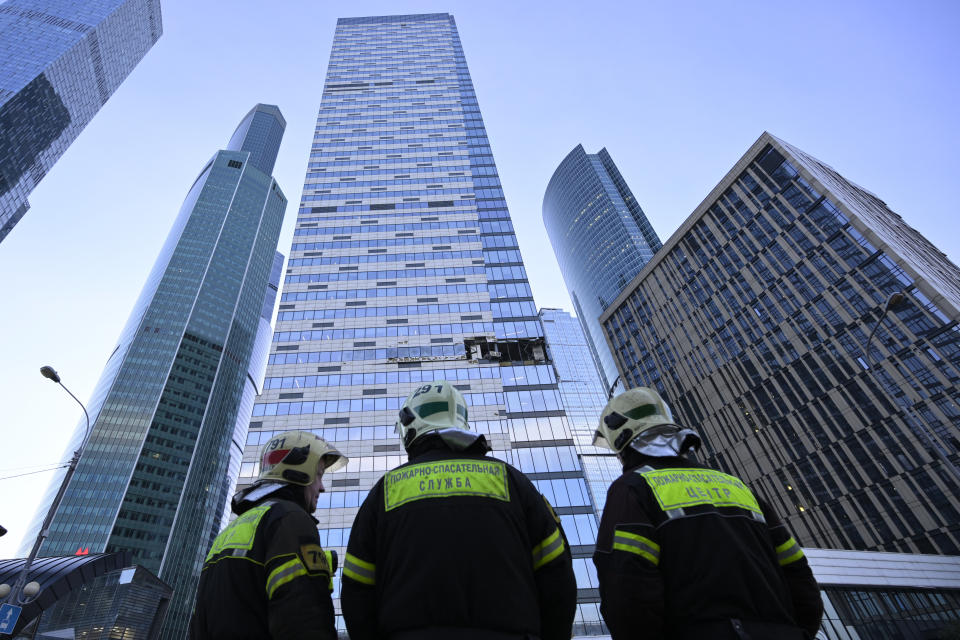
[540,308,621,516]
[0,0,162,242]
[601,132,960,555]
[543,145,663,389]
[23,104,288,638]
[242,14,605,636]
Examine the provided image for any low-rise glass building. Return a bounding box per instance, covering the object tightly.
[0,552,171,639]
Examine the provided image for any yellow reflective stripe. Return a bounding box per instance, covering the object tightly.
[612,529,660,566]
[266,556,308,599]
[201,554,264,571]
[343,552,376,585]
[384,459,509,511]
[532,527,566,570]
[205,503,272,562]
[775,537,804,566]
[640,468,762,514]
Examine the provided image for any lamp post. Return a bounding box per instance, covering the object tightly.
[862,293,960,485]
[1,367,91,609]
[607,374,621,400]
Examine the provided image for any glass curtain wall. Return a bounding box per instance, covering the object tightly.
[24,105,288,640]
[0,0,162,241]
[542,145,662,389]
[242,14,606,636]
[540,308,621,518]
[602,132,960,556]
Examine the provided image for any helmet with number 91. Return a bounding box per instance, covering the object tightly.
[396,381,469,448]
[258,430,347,486]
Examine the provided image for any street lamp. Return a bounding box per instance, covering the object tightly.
[862,292,960,485]
[39,366,91,444]
[0,366,92,609]
[607,374,621,400]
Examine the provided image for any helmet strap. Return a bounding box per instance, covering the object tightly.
[282,469,311,484]
[626,424,702,458]
[403,428,418,448]
[405,428,489,454]
[436,428,488,452]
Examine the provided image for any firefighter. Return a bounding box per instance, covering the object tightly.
[592,387,823,640]
[341,381,577,640]
[189,430,347,640]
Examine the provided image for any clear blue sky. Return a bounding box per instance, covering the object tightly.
[1,0,958,557]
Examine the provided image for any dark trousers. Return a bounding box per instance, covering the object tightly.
[677,618,809,640]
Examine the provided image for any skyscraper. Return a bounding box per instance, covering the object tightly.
[540,308,620,517]
[24,104,288,638]
[0,0,162,242]
[240,14,605,636]
[602,132,960,555]
[543,145,662,389]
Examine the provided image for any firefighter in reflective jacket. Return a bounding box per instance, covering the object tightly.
[592,388,823,640]
[189,430,347,640]
[341,382,578,640]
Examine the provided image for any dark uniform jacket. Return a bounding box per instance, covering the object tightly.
[341,436,578,640]
[593,452,823,640]
[189,485,336,640]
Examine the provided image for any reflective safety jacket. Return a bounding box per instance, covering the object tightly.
[593,455,823,640]
[341,442,578,640]
[189,494,337,640]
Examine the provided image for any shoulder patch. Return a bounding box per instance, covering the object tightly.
[299,543,329,573]
[542,494,561,524]
[639,468,762,514]
[383,459,509,511]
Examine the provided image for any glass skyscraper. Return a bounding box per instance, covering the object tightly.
[602,132,960,556]
[240,14,605,636]
[539,307,620,518]
[0,0,161,242]
[542,145,663,389]
[23,104,288,639]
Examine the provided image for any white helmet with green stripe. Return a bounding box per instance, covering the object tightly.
[396,381,475,450]
[594,387,701,457]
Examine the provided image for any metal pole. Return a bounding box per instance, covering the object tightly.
[2,368,91,609]
[862,293,960,486]
[607,374,621,400]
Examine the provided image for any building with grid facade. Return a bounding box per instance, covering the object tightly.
[240,14,606,636]
[0,0,161,242]
[540,308,621,517]
[23,104,288,639]
[601,132,960,556]
[543,145,662,389]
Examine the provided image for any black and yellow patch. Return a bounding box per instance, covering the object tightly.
[384,459,509,511]
[299,543,329,573]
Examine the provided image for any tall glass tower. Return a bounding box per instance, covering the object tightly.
[23,104,288,639]
[543,145,662,389]
[0,0,162,242]
[241,14,606,637]
[540,307,621,518]
[602,132,960,556]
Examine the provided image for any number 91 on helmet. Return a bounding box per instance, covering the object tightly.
[258,430,347,486]
[396,382,470,448]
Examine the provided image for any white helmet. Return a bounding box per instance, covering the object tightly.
[258,430,347,486]
[396,381,471,449]
[594,387,696,454]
